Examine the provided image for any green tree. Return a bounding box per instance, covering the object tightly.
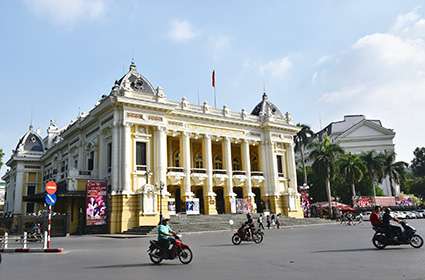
[309,136,344,217]
[411,147,425,177]
[294,124,314,186]
[411,177,425,199]
[382,151,408,196]
[338,153,365,203]
[0,148,4,169]
[360,151,385,198]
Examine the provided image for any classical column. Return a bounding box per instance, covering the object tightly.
[122,124,132,194]
[223,137,235,213]
[286,142,298,190]
[181,132,193,199]
[13,164,24,214]
[97,134,105,180]
[203,134,217,214]
[111,122,120,194]
[262,132,278,213]
[156,127,168,192]
[242,139,256,211]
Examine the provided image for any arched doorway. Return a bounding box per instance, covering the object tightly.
[234,187,243,198]
[194,186,205,214]
[253,187,263,213]
[213,187,225,214]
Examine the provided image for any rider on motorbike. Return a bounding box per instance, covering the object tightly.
[382,208,402,240]
[370,206,382,227]
[157,218,176,258]
[242,213,255,239]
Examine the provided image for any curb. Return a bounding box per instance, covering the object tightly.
[0,248,63,253]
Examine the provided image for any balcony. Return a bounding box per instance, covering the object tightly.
[213,170,228,186]
[168,167,184,173]
[251,171,265,187]
[167,167,184,185]
[136,165,147,172]
[79,170,92,176]
[191,168,207,185]
[232,170,247,186]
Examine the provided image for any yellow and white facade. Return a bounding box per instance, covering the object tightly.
[3,62,303,234]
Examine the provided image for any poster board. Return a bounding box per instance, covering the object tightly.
[186,198,200,215]
[86,181,107,226]
[168,198,176,215]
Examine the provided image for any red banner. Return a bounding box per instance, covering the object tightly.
[86,181,107,226]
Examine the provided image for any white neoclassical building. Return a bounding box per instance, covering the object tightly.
[2,62,303,234]
[316,115,397,196]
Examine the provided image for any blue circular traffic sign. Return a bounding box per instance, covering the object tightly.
[44,193,57,206]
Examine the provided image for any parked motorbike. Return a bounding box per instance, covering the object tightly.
[372,221,424,249]
[148,234,193,265]
[232,225,264,245]
[28,224,43,242]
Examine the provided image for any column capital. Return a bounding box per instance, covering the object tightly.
[156,126,167,132]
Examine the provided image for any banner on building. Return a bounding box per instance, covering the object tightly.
[186,198,200,215]
[168,198,176,215]
[236,198,253,214]
[86,181,107,226]
[230,197,237,214]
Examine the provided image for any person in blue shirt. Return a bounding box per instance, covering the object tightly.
[158,218,176,257]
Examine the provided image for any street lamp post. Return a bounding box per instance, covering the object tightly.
[159,181,165,223]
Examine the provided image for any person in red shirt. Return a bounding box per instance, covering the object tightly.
[370,206,382,227]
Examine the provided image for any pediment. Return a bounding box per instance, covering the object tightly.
[338,120,394,139]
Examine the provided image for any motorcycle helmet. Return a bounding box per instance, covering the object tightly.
[384,208,391,214]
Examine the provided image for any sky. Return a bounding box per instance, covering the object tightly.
[1,0,425,177]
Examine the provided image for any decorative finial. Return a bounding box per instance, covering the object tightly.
[129,59,137,71]
[262,92,268,100]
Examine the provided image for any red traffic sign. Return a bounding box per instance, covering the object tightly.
[45,181,57,195]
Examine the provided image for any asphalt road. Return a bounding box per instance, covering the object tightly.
[1,220,425,280]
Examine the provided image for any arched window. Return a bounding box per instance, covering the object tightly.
[232,158,240,170]
[214,155,223,169]
[195,153,203,169]
[251,153,259,171]
[174,151,180,167]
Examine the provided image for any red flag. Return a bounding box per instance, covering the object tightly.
[212,70,215,88]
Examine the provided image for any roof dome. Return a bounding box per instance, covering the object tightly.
[15,125,44,153]
[251,93,283,118]
[113,61,156,95]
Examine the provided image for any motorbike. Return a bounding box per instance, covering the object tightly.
[232,224,264,245]
[372,221,424,249]
[148,234,193,265]
[28,224,43,242]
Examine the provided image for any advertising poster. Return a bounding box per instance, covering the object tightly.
[168,198,176,215]
[236,198,253,214]
[186,198,200,215]
[86,180,107,226]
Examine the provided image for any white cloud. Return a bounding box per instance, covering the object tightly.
[168,19,197,43]
[24,0,107,27]
[259,56,292,79]
[315,9,425,162]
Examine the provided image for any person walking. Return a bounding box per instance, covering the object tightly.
[271,214,276,228]
[266,215,271,229]
[275,214,281,229]
[257,214,265,230]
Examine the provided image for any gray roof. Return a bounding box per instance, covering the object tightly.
[251,93,283,118]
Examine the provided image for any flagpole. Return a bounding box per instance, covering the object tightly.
[214,86,217,108]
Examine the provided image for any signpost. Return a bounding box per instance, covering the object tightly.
[44,181,57,249]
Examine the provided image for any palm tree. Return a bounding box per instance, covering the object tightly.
[382,151,408,196]
[309,135,344,218]
[294,124,314,186]
[338,153,365,204]
[360,151,384,201]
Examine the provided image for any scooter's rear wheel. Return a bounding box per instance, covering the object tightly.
[372,234,386,249]
[178,248,193,264]
[409,234,424,248]
[149,248,163,264]
[232,234,242,245]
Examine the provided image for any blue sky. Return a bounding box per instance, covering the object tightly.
[1,0,425,176]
